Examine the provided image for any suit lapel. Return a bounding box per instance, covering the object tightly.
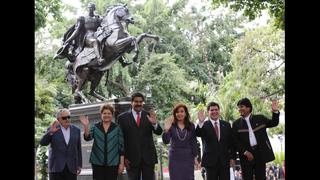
[249,114,257,129]
[140,111,148,129]
[206,121,219,141]
[240,118,249,129]
[129,110,139,128]
[67,125,74,148]
[219,120,226,141]
[57,125,68,147]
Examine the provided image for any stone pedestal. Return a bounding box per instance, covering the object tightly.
[68,97,155,179]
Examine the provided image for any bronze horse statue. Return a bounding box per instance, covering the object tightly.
[54,4,159,104]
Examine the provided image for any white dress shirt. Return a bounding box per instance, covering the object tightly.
[244,114,257,146]
[61,126,70,145]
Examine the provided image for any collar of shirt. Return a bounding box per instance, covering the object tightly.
[61,125,70,131]
[132,109,141,120]
[209,119,220,126]
[60,125,70,144]
[244,113,252,121]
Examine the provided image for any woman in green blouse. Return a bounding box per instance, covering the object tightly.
[80,104,124,180]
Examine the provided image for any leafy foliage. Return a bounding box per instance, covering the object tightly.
[214,25,284,121]
[35,0,63,31]
[211,0,284,30]
[135,53,192,121]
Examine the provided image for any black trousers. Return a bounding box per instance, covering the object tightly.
[241,148,266,180]
[127,162,155,180]
[241,163,266,180]
[205,162,230,180]
[92,164,118,180]
[49,165,76,180]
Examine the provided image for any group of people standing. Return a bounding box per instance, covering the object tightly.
[40,92,281,180]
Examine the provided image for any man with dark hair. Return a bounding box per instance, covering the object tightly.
[196,101,236,180]
[232,98,280,180]
[117,92,163,180]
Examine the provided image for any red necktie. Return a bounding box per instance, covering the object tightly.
[214,121,219,141]
[136,112,140,127]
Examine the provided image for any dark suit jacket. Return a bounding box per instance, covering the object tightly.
[117,109,163,167]
[40,124,82,174]
[195,120,236,167]
[232,112,279,165]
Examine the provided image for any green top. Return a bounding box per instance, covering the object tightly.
[84,121,124,166]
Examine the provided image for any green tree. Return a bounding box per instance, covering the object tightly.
[135,53,192,121]
[184,6,245,87]
[35,75,58,179]
[268,122,284,138]
[35,0,63,31]
[211,0,284,30]
[214,24,284,121]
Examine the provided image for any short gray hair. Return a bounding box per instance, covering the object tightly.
[55,108,70,119]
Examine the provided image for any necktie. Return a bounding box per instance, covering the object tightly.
[214,121,219,141]
[136,112,140,127]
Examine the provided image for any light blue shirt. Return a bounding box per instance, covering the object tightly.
[61,126,70,145]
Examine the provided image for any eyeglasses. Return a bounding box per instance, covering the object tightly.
[61,116,71,120]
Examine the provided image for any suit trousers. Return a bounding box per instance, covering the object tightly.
[49,164,76,180]
[127,162,155,180]
[241,148,266,180]
[205,161,230,180]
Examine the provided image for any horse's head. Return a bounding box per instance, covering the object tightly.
[116,4,134,24]
[105,4,134,25]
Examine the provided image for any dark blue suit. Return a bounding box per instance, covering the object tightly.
[40,124,82,179]
[117,109,163,180]
[195,120,236,180]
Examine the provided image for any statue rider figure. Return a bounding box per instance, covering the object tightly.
[62,2,104,64]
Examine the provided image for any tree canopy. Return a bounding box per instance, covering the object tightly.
[211,0,284,30]
[35,0,63,31]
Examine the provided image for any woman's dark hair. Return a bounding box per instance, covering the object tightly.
[172,103,193,131]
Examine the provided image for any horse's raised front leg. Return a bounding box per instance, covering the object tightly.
[112,36,139,62]
[136,33,159,44]
[132,33,160,62]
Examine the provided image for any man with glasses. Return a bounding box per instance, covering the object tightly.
[40,108,82,180]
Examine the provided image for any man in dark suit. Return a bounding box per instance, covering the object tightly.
[40,108,82,180]
[117,92,163,180]
[195,102,236,180]
[232,98,280,180]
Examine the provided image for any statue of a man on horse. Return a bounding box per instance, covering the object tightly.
[54,3,159,104]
